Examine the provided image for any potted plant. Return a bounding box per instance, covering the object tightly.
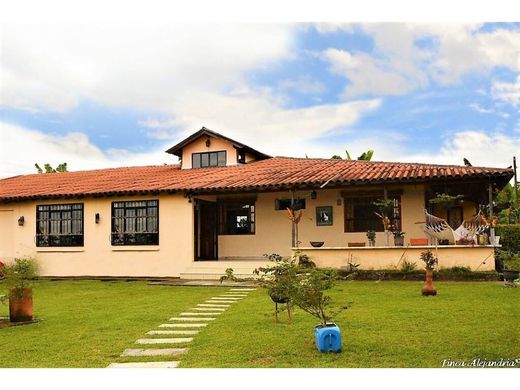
[420,250,438,296]
[392,229,405,246]
[428,193,464,210]
[366,230,376,247]
[291,268,347,353]
[254,254,299,323]
[1,258,39,322]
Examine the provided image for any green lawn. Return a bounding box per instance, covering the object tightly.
[0,280,518,368]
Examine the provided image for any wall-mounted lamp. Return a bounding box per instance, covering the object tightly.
[18,216,25,226]
[205,138,211,147]
[336,199,342,206]
[310,190,317,200]
[95,213,100,224]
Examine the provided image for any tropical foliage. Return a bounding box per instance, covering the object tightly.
[35,163,68,173]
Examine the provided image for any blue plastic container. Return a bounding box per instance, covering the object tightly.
[314,323,342,353]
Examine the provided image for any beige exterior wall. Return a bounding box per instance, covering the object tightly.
[0,194,194,277]
[217,184,428,258]
[0,182,493,277]
[181,136,238,169]
[0,209,15,261]
[296,246,495,271]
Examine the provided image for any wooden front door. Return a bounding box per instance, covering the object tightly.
[197,201,218,260]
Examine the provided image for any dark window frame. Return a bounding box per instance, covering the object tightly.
[192,151,227,168]
[111,200,159,246]
[36,203,84,247]
[218,199,256,235]
[344,195,402,233]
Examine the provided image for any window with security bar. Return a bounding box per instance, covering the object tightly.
[36,203,84,247]
[111,200,159,245]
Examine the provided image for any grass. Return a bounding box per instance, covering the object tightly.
[0,280,519,367]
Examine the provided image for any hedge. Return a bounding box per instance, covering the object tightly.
[496,224,520,254]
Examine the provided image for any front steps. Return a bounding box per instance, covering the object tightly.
[179,260,269,280]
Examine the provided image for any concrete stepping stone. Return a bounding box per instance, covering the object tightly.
[180,312,222,316]
[107,361,180,368]
[121,348,187,357]
[194,307,226,311]
[198,303,230,307]
[136,338,193,344]
[147,330,199,335]
[222,293,248,296]
[213,297,242,300]
[206,300,236,304]
[159,323,207,328]
[229,288,256,291]
[169,317,216,321]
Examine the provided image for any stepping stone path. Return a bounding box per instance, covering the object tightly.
[108,287,255,368]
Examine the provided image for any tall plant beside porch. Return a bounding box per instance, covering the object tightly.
[373,198,393,246]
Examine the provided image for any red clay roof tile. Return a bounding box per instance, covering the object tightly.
[0,157,513,202]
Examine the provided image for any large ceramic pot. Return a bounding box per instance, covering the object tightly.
[314,323,342,353]
[421,270,437,296]
[393,236,404,246]
[9,288,33,322]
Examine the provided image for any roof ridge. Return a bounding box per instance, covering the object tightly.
[0,163,181,181]
[269,156,511,170]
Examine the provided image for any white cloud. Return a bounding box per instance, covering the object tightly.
[320,23,520,97]
[139,89,382,157]
[0,23,294,113]
[492,76,520,107]
[0,122,173,178]
[403,130,519,168]
[468,103,494,114]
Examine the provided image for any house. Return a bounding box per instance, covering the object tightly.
[0,127,514,279]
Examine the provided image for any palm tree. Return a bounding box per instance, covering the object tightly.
[331,149,374,161]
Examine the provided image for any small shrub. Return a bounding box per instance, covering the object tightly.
[400,260,417,273]
[495,224,520,254]
[2,258,39,298]
[220,268,238,283]
[291,268,347,327]
[441,266,472,273]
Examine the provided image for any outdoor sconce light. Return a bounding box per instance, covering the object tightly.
[95,213,100,224]
[336,199,342,206]
[18,216,25,226]
[311,190,317,200]
[205,138,211,147]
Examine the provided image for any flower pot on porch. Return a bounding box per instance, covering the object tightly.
[421,270,437,296]
[393,236,404,246]
[314,323,342,353]
[9,288,33,322]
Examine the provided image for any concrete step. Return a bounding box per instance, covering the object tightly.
[146,330,199,335]
[136,338,193,344]
[107,361,180,368]
[179,260,268,280]
[121,348,187,357]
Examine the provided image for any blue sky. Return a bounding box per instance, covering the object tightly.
[0,23,519,177]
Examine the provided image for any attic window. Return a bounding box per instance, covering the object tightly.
[192,151,227,168]
[238,150,246,164]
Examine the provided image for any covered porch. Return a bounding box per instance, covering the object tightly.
[185,171,508,278]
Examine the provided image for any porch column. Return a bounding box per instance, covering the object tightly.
[488,183,495,245]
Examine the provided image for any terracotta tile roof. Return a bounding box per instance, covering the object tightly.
[0,157,513,202]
